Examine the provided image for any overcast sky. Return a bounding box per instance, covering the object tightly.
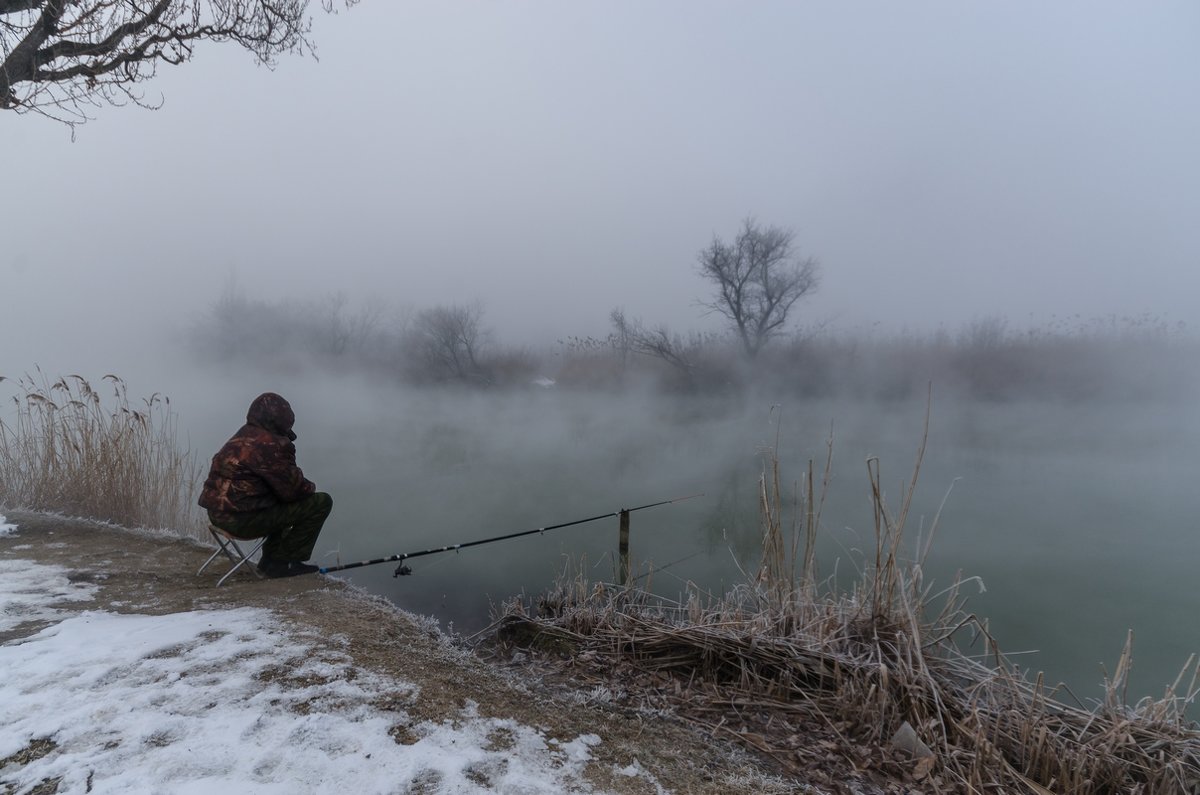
[3,1,1198,370]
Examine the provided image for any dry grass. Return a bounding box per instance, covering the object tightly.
[0,371,204,538]
[487,407,1200,792]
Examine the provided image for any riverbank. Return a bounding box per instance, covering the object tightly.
[0,511,843,794]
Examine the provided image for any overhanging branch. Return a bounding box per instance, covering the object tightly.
[0,0,43,15]
[2,0,329,123]
[35,0,169,65]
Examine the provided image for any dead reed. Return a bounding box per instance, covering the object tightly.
[488,411,1200,792]
[0,371,204,537]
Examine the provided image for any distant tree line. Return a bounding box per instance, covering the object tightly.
[188,219,1197,402]
[190,218,822,390]
[189,281,541,388]
[189,280,1196,403]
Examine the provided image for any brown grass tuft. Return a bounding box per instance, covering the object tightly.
[486,404,1200,792]
[0,370,204,537]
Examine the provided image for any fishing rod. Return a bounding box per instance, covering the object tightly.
[315,493,703,577]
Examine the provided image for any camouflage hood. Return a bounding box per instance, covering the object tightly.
[199,391,315,518]
[246,392,297,441]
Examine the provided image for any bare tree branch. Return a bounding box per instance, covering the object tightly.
[610,308,697,387]
[1,1,67,94]
[0,0,41,17]
[2,0,355,126]
[697,218,820,359]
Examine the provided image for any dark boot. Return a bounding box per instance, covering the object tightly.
[257,556,289,578]
[258,556,318,578]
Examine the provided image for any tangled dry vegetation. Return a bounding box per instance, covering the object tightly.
[0,371,203,537]
[486,419,1200,793]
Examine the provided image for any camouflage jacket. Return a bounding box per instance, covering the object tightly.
[198,393,315,522]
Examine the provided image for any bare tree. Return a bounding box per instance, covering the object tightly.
[609,308,704,389]
[697,218,820,359]
[1,0,353,126]
[408,303,490,385]
[313,291,384,357]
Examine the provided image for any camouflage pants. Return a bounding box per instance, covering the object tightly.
[209,492,333,563]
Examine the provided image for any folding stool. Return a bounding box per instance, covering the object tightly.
[197,524,267,586]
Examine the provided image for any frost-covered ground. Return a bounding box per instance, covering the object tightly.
[0,515,659,794]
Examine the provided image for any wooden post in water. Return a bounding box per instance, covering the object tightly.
[618,509,631,586]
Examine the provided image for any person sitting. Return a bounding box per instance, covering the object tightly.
[198,392,332,578]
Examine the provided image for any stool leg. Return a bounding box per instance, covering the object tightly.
[196,546,224,576]
[200,526,267,586]
[216,537,266,586]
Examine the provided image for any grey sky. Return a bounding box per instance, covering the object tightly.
[3,1,1199,368]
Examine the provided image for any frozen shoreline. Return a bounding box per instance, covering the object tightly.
[0,511,802,795]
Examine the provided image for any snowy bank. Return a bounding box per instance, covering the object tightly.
[0,512,794,795]
[0,558,648,794]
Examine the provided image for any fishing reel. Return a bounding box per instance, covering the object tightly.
[393,564,413,577]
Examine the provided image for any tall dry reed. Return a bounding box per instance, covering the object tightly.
[0,371,204,537]
[490,406,1200,792]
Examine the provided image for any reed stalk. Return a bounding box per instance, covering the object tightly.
[0,371,204,537]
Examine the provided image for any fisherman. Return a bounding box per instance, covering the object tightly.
[199,392,332,578]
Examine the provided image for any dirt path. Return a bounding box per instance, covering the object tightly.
[1,511,814,794]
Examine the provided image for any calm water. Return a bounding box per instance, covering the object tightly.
[183,379,1199,703]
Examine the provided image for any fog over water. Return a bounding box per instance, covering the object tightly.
[110,348,1194,704]
[3,1,1200,703]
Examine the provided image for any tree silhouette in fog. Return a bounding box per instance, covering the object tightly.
[697,218,820,359]
[408,303,491,386]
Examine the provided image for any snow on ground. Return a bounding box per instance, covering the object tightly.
[0,558,633,794]
[0,558,99,634]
